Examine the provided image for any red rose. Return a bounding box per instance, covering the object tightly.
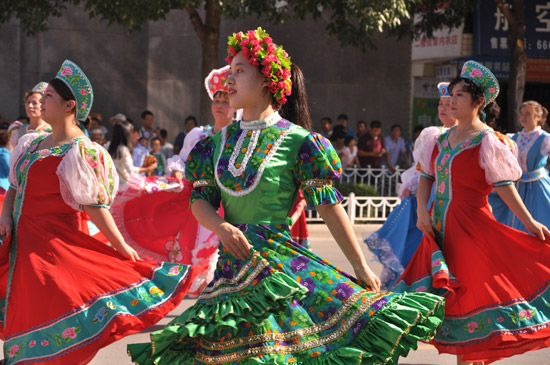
[228,46,237,57]
[253,45,261,54]
[241,37,250,46]
[251,39,260,47]
[267,44,276,53]
[235,33,242,41]
[264,37,272,44]
[247,30,256,39]
[242,47,250,58]
[225,56,233,64]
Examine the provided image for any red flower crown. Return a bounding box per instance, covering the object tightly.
[226,27,292,105]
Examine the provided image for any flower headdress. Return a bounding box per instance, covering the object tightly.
[226,27,292,105]
[55,59,93,121]
[204,65,230,101]
[460,60,499,108]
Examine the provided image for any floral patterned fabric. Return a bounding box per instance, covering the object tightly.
[395,128,550,363]
[129,116,445,364]
[1,133,201,364]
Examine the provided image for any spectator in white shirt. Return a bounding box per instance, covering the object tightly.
[108,120,157,185]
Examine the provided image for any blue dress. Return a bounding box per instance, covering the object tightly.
[490,128,550,232]
[365,127,440,290]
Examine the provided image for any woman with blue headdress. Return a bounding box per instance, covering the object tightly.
[0,60,202,364]
[364,82,457,289]
[395,60,550,364]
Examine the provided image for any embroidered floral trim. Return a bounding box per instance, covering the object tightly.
[199,257,270,300]
[193,291,385,362]
[215,123,296,197]
[193,180,215,188]
[240,112,281,131]
[300,179,333,189]
[195,290,380,351]
[228,129,260,177]
[433,128,490,247]
[202,251,260,293]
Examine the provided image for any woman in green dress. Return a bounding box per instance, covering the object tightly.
[128,27,445,364]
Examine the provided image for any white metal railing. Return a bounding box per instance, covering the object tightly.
[339,167,405,196]
[306,193,402,224]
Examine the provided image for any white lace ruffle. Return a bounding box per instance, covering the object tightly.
[413,126,443,177]
[57,140,119,211]
[479,131,522,184]
[397,165,421,197]
[8,132,41,187]
[167,127,211,176]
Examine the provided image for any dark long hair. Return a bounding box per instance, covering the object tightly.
[108,120,134,159]
[48,78,91,128]
[448,77,500,129]
[279,64,313,132]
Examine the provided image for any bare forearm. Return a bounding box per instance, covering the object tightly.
[191,199,227,234]
[83,206,125,248]
[417,177,433,212]
[316,203,368,270]
[1,188,15,219]
[494,185,533,227]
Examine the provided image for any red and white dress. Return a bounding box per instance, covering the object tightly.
[112,126,219,296]
[1,133,201,364]
[394,126,550,363]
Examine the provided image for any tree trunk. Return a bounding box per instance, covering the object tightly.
[496,0,526,133]
[186,0,220,124]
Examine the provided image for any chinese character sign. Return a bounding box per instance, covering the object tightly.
[412,14,464,60]
[477,1,550,58]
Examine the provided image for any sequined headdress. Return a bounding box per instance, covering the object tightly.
[460,60,499,107]
[55,59,93,121]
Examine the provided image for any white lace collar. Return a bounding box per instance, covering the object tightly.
[521,127,542,136]
[240,112,281,130]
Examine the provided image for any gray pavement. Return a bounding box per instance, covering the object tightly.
[3,224,550,364]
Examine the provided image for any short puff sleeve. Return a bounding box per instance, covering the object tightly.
[8,121,25,149]
[294,133,343,208]
[8,132,42,189]
[479,131,522,186]
[57,139,119,210]
[413,126,442,181]
[166,127,210,175]
[541,135,550,157]
[397,165,421,196]
[184,135,221,208]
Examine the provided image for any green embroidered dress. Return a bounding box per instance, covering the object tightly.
[128,112,445,364]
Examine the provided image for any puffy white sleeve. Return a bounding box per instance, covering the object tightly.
[8,121,25,148]
[479,132,522,186]
[412,126,442,180]
[541,135,550,157]
[397,165,421,196]
[166,127,210,176]
[57,139,120,211]
[8,132,42,189]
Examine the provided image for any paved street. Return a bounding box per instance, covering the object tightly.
[3,223,550,364]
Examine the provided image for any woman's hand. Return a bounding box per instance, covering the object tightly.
[0,216,12,236]
[173,170,184,180]
[146,162,158,173]
[215,222,252,260]
[354,265,381,293]
[113,242,140,262]
[400,188,411,199]
[417,207,435,238]
[525,219,550,241]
